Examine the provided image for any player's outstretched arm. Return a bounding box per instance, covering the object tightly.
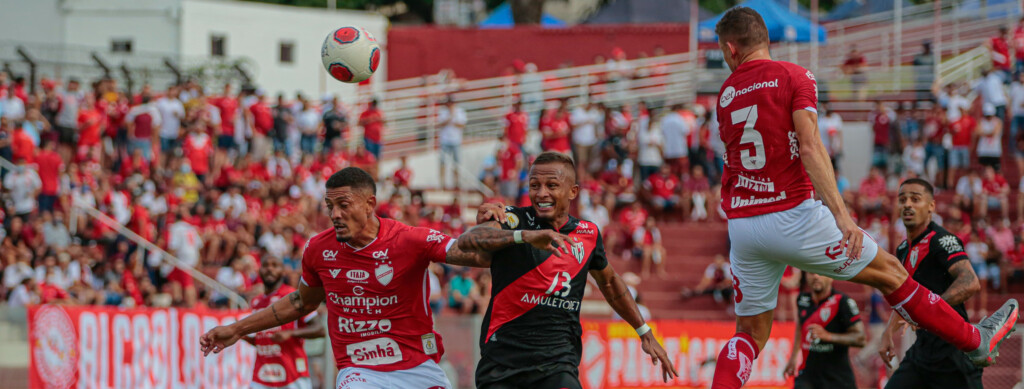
[783,323,802,378]
[807,322,866,347]
[457,221,572,257]
[445,240,493,267]
[590,264,679,382]
[794,109,863,259]
[271,312,326,342]
[200,283,325,356]
[878,314,909,369]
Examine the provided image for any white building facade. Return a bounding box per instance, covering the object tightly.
[0,0,389,99]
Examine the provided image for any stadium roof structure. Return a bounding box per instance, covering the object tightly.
[583,0,714,25]
[824,0,914,22]
[478,2,567,28]
[698,0,827,43]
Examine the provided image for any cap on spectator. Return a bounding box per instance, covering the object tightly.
[983,103,996,117]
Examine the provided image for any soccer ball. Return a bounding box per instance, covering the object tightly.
[321,26,381,83]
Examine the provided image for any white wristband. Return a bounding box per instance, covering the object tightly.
[513,230,524,244]
[635,323,651,337]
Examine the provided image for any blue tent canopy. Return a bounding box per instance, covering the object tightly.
[958,0,1019,20]
[698,0,826,43]
[825,0,914,21]
[479,2,566,28]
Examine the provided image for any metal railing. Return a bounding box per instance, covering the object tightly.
[0,156,247,309]
[69,199,249,309]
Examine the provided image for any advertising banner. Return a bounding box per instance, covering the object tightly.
[579,320,795,389]
[27,304,255,389]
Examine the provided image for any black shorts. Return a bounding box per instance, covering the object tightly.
[55,125,76,145]
[475,360,580,389]
[885,358,983,389]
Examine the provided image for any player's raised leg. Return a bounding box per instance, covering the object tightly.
[849,242,1018,366]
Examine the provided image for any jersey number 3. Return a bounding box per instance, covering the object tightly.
[545,271,572,298]
[731,105,766,170]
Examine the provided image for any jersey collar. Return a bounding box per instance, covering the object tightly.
[345,216,387,252]
[909,221,939,246]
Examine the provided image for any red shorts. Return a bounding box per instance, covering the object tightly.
[167,268,194,288]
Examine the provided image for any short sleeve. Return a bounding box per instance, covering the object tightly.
[934,233,969,270]
[499,206,532,231]
[837,295,862,330]
[590,230,609,271]
[300,239,322,288]
[414,227,455,263]
[791,67,818,113]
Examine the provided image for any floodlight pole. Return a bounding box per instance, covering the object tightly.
[811,0,819,72]
[689,0,698,102]
[15,46,37,95]
[894,0,902,89]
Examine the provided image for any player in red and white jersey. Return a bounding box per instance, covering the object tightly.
[709,8,1018,389]
[201,167,492,389]
[244,255,324,389]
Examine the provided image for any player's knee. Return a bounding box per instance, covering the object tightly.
[864,251,908,294]
[735,315,772,350]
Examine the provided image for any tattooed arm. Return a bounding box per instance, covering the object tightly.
[942,260,980,306]
[456,221,573,256]
[200,283,325,355]
[446,241,493,267]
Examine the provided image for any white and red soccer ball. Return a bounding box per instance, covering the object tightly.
[321,26,381,83]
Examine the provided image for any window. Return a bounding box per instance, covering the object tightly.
[111,39,133,53]
[210,35,226,57]
[279,42,294,64]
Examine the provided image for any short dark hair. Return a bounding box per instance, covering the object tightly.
[326,167,376,195]
[900,178,934,197]
[532,152,577,183]
[715,7,769,49]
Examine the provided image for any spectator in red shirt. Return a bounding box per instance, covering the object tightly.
[643,164,680,219]
[496,135,523,201]
[841,45,867,100]
[11,121,36,163]
[125,94,161,162]
[634,216,667,279]
[858,166,889,215]
[358,99,385,159]
[76,94,103,161]
[980,166,1010,221]
[949,106,976,178]
[1014,18,1024,76]
[868,100,896,169]
[211,84,238,150]
[610,200,649,258]
[393,155,413,190]
[350,144,377,177]
[682,164,712,221]
[989,26,1012,78]
[34,139,63,213]
[539,99,571,154]
[504,100,528,151]
[182,121,213,181]
[248,90,273,160]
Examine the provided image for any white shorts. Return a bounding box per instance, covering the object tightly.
[251,377,312,389]
[728,199,879,316]
[336,360,451,389]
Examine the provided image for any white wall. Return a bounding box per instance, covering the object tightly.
[0,0,63,46]
[180,0,388,101]
[61,0,181,55]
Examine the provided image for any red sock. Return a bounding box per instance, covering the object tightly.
[711,332,759,389]
[884,277,980,351]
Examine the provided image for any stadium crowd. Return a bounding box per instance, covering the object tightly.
[6,29,1024,318]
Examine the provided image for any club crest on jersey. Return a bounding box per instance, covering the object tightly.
[909,248,920,269]
[571,240,586,264]
[375,263,394,286]
[329,269,342,279]
[505,213,519,229]
[819,307,831,322]
[323,250,338,261]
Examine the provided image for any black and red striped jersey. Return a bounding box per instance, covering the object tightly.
[479,206,608,369]
[895,221,977,372]
[795,290,860,388]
